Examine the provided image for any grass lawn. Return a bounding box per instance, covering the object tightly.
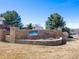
[0,39,79,59]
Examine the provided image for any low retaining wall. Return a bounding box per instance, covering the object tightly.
[16,38,66,46]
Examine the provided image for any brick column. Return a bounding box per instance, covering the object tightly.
[10,27,18,43]
[0,29,5,41]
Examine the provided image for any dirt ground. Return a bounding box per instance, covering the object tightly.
[0,39,79,59]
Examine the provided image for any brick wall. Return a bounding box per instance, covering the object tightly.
[6,27,63,42]
[38,30,62,39]
[8,27,29,42]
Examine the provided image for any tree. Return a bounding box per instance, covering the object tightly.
[46,13,66,29]
[0,10,23,28]
[27,23,33,29]
[62,27,71,34]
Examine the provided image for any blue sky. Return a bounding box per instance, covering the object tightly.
[0,0,79,28]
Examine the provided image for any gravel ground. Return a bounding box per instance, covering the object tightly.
[0,39,79,59]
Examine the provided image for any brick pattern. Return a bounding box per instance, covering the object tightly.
[0,27,62,43]
[0,29,6,41]
[9,27,62,42]
[6,35,10,42]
